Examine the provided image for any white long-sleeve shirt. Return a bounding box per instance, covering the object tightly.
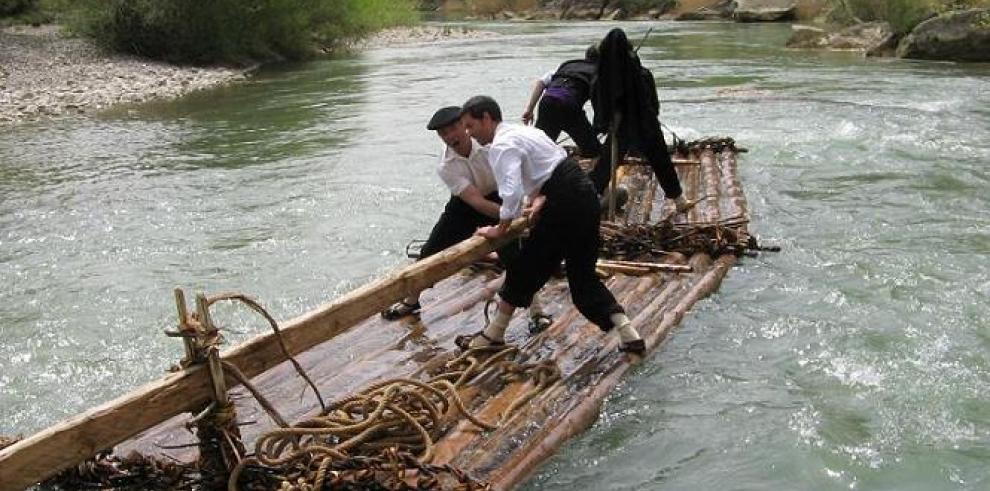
[488,123,567,220]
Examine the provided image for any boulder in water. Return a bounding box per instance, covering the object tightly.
[786,21,894,51]
[675,0,735,21]
[896,9,990,62]
[733,0,796,23]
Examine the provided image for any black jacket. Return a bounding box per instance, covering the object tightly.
[591,28,662,148]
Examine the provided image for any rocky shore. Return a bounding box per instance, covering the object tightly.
[0,24,495,126]
[0,25,247,126]
[358,25,499,49]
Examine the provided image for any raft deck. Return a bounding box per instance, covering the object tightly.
[126,139,748,487]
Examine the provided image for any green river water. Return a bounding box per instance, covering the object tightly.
[1,21,989,490]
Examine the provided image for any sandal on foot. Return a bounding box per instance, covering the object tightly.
[618,339,646,355]
[454,331,505,351]
[528,313,553,335]
[381,301,421,320]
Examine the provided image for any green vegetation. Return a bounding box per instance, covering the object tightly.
[1,0,418,65]
[830,0,990,33]
[0,0,32,16]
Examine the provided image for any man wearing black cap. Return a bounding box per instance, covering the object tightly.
[459,95,645,355]
[382,106,551,331]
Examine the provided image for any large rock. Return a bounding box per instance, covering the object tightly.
[733,0,796,22]
[675,0,735,21]
[896,9,990,62]
[786,21,894,51]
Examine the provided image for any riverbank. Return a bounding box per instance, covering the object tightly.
[0,25,247,126]
[0,24,497,126]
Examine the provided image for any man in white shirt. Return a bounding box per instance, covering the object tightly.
[458,96,646,355]
[382,106,551,332]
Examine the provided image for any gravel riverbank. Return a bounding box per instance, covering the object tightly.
[0,24,498,126]
[0,25,246,125]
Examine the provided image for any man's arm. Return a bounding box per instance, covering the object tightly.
[522,79,546,126]
[523,71,553,125]
[458,185,500,219]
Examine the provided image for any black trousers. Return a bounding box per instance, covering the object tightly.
[591,126,683,199]
[420,193,520,265]
[536,96,602,158]
[498,159,624,331]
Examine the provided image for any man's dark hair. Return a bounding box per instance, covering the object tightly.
[461,95,502,122]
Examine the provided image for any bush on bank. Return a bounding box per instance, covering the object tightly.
[0,0,34,16]
[60,0,417,65]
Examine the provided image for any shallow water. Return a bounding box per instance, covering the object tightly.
[2,21,989,490]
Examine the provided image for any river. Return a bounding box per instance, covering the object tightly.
[1,20,988,490]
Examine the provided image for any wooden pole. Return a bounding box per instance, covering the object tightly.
[174,289,195,365]
[0,219,529,491]
[607,111,622,221]
[597,259,693,273]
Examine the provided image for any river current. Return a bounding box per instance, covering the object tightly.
[1,21,988,490]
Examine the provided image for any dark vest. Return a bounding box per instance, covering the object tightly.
[548,59,597,104]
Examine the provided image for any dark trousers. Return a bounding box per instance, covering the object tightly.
[591,127,683,199]
[498,159,624,331]
[420,193,519,265]
[536,96,602,158]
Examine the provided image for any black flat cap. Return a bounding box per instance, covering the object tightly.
[427,106,462,130]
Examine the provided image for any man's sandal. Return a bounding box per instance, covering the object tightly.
[618,339,646,355]
[528,313,553,334]
[381,301,421,320]
[454,331,505,351]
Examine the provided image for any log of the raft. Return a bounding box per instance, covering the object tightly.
[597,259,693,273]
[491,256,733,490]
[0,219,530,491]
[595,262,651,276]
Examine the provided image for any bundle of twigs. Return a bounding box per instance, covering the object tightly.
[684,136,745,154]
[47,451,200,490]
[600,217,750,260]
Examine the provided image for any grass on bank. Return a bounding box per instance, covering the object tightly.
[1,0,419,65]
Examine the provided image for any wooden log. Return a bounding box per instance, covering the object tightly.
[595,262,651,276]
[0,219,530,491]
[597,259,693,273]
[623,156,700,166]
[445,254,729,490]
[700,147,720,223]
[607,111,622,222]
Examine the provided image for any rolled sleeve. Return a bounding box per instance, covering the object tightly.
[539,70,554,87]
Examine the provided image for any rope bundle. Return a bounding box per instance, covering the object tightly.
[229,345,560,491]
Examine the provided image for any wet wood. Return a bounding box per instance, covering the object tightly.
[0,220,530,491]
[598,259,694,273]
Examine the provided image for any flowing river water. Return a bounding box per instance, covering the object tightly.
[1,20,989,490]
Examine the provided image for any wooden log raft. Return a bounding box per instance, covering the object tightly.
[2,138,752,491]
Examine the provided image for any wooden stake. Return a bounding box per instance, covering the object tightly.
[607,111,622,222]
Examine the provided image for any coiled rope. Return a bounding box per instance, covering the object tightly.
[228,342,560,491]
